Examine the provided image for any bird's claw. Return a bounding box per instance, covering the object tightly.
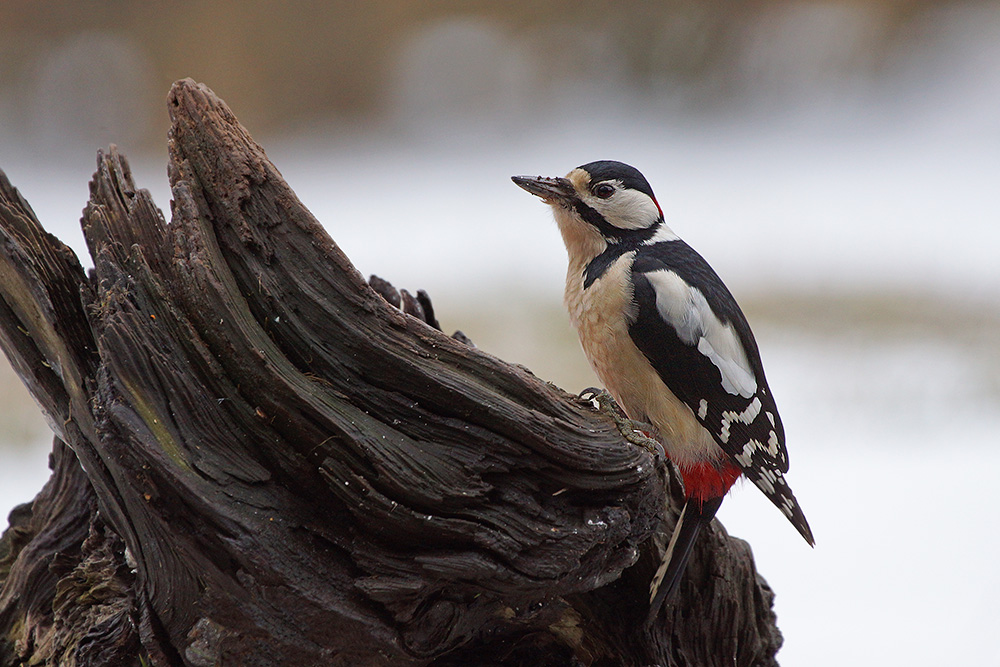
[578,387,605,405]
[579,388,664,458]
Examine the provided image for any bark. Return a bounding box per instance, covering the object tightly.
[0,79,782,666]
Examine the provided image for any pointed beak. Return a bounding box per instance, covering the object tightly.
[511,175,576,206]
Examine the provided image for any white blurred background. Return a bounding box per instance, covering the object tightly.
[1,2,998,664]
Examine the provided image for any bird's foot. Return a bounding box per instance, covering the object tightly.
[578,388,664,458]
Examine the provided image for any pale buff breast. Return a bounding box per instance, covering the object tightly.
[564,253,724,468]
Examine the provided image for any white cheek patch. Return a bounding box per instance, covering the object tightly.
[644,269,758,398]
[586,186,662,231]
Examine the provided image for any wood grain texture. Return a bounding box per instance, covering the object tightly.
[0,79,782,666]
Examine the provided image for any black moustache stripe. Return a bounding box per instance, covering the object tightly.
[573,200,662,244]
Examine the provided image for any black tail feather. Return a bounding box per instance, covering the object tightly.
[645,496,724,626]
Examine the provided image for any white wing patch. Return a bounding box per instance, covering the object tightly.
[697,334,757,398]
[644,269,758,398]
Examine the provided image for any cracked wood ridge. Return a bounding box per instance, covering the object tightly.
[0,79,782,667]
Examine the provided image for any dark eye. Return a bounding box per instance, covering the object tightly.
[594,183,615,199]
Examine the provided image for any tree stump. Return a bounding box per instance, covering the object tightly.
[0,79,783,666]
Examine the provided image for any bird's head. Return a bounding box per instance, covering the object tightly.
[512,161,667,259]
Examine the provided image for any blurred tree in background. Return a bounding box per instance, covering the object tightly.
[0,0,969,155]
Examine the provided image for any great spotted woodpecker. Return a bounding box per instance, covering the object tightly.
[512,161,813,623]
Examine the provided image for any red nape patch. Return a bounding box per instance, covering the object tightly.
[652,197,664,220]
[680,462,743,503]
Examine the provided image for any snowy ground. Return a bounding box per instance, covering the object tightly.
[717,324,1000,666]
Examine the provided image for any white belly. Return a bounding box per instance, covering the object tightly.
[565,254,724,468]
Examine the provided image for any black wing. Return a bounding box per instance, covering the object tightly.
[629,241,813,544]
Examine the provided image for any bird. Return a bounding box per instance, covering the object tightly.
[512,160,813,624]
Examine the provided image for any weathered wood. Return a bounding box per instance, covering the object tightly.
[0,79,782,666]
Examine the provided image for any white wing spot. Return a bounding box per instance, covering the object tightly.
[720,397,762,445]
[767,430,781,457]
[754,457,776,493]
[735,440,758,467]
[698,399,708,420]
[780,497,795,518]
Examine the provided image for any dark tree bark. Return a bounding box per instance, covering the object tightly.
[0,79,783,666]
